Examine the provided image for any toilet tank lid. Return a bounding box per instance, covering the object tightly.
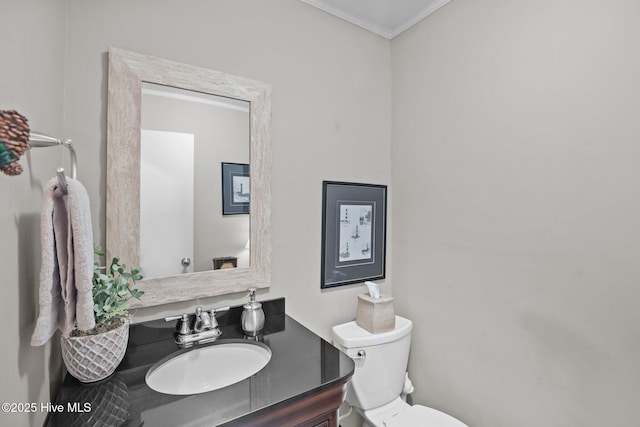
[331,315,412,349]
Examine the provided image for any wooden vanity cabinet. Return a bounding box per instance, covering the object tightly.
[296,411,336,427]
[237,380,347,427]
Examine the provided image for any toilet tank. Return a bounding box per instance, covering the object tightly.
[331,316,412,411]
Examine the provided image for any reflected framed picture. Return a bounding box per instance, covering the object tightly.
[222,162,250,215]
[321,181,387,289]
[212,256,238,270]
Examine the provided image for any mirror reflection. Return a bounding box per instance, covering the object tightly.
[140,83,250,278]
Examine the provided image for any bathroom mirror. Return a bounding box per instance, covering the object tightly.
[107,48,271,308]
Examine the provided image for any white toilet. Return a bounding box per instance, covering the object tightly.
[331,316,468,427]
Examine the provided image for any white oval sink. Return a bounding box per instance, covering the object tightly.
[145,341,271,395]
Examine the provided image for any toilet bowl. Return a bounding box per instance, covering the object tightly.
[331,316,468,427]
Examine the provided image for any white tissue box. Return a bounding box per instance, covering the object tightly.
[356,294,395,334]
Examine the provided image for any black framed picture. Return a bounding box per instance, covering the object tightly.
[221,162,250,215]
[321,181,387,289]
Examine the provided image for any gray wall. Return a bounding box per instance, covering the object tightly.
[0,1,67,426]
[392,0,640,426]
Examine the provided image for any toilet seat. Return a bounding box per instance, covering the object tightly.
[383,404,467,427]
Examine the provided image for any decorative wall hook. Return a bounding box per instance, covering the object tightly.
[0,110,30,176]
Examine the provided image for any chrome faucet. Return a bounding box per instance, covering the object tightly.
[193,307,212,332]
[165,306,230,348]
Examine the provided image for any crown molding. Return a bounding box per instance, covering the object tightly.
[389,0,451,38]
[301,0,451,39]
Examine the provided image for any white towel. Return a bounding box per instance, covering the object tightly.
[31,177,96,346]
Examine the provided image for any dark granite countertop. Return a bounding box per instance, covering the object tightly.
[45,298,354,426]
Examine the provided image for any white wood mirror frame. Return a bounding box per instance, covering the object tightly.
[107,48,271,308]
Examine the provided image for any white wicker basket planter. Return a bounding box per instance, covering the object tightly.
[61,320,129,383]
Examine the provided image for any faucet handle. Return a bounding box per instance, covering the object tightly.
[165,313,191,335]
[211,306,230,314]
[179,314,191,335]
[207,306,230,329]
[166,313,192,335]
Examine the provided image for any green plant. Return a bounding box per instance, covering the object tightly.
[90,245,144,329]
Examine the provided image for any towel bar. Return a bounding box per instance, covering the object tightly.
[29,131,77,193]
